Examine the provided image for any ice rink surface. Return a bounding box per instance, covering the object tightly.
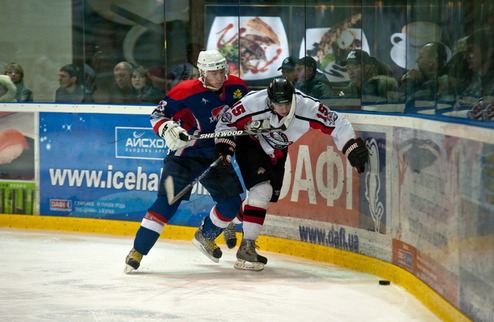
[0,229,441,322]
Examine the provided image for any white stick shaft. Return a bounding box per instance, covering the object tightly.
[165,156,223,205]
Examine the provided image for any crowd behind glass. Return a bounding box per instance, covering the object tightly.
[1,3,493,123]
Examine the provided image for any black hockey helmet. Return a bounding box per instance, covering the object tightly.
[267,77,294,104]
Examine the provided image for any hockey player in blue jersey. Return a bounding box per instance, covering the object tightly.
[125,49,248,273]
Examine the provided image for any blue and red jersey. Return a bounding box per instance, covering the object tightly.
[151,76,248,158]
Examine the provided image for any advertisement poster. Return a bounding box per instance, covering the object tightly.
[261,128,387,255]
[268,130,386,230]
[457,141,494,322]
[0,112,36,181]
[268,130,360,226]
[394,127,464,309]
[205,4,465,88]
[0,181,36,215]
[205,5,291,87]
[38,112,214,226]
[0,112,36,215]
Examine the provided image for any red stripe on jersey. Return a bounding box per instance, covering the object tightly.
[173,108,197,131]
[153,118,167,134]
[144,211,168,225]
[309,119,334,135]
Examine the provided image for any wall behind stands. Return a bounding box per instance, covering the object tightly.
[0,103,492,322]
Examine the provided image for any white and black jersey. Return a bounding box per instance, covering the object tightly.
[216,89,356,158]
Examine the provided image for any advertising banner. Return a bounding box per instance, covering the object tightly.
[263,128,388,256]
[0,112,36,181]
[0,112,36,215]
[38,112,214,226]
[394,127,461,304]
[269,129,386,231]
[205,4,465,89]
[0,181,36,215]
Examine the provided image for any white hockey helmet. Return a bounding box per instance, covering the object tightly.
[197,49,228,72]
[197,49,229,90]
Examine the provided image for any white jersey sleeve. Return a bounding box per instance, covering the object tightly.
[292,91,356,151]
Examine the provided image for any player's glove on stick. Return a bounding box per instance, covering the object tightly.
[270,148,285,165]
[159,120,189,151]
[215,137,236,166]
[343,138,368,174]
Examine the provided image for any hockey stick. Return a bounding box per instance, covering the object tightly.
[178,125,286,141]
[178,94,296,141]
[165,156,224,205]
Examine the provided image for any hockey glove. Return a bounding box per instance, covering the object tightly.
[343,138,368,174]
[270,148,285,165]
[215,137,236,166]
[159,120,189,151]
[244,119,271,134]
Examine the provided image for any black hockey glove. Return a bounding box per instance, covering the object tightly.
[215,137,236,166]
[343,138,368,174]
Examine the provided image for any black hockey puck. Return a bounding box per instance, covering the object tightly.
[379,280,391,285]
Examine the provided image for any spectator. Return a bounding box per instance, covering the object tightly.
[108,61,137,104]
[399,42,449,102]
[454,28,494,120]
[443,44,472,98]
[340,50,399,103]
[460,28,494,99]
[295,56,335,99]
[131,65,163,104]
[0,75,17,102]
[277,56,298,83]
[3,62,33,102]
[55,64,92,103]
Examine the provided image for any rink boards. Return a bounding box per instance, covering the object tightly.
[1,103,492,322]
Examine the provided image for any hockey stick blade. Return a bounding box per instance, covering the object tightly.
[164,176,175,205]
[166,156,224,205]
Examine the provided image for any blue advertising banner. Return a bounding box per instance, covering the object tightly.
[38,112,215,226]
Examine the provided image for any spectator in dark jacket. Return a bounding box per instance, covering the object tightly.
[399,42,449,102]
[277,56,298,84]
[108,61,137,104]
[55,64,92,103]
[294,56,335,99]
[340,50,398,104]
[131,65,163,104]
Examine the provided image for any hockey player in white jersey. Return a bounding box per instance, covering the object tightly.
[202,77,369,271]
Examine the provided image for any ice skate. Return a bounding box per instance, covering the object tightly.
[234,239,267,271]
[192,229,222,263]
[223,222,237,249]
[124,248,143,274]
